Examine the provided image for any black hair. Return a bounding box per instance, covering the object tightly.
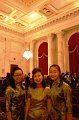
[49,64,63,88]
[49,64,61,73]
[28,73,30,75]
[10,67,24,90]
[30,68,46,89]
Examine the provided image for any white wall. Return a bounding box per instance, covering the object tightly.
[0,32,29,77]
[0,9,79,76]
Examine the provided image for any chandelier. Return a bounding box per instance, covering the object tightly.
[23,42,33,60]
[23,50,33,60]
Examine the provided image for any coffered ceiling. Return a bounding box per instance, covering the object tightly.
[0,0,79,33]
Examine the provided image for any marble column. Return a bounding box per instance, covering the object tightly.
[48,33,54,72]
[29,41,34,75]
[56,31,64,72]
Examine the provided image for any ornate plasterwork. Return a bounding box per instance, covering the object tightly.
[26,8,79,35]
[0,25,24,37]
[14,0,38,7]
[0,0,79,37]
[0,8,79,37]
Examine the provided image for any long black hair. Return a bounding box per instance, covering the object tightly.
[10,67,24,90]
[30,68,46,89]
[49,64,63,88]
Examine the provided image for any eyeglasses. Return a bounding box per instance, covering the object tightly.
[14,74,23,77]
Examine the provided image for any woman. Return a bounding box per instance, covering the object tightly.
[49,64,72,120]
[25,68,51,120]
[5,67,26,120]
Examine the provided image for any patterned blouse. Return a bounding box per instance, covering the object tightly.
[5,84,26,120]
[49,80,72,120]
[27,87,50,120]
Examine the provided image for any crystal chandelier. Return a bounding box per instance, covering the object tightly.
[23,50,33,60]
[23,42,33,60]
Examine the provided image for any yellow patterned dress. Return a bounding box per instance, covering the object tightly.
[27,87,50,120]
[5,84,26,120]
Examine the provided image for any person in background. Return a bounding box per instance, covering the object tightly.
[45,75,52,87]
[49,64,72,120]
[5,67,26,120]
[25,73,31,89]
[3,73,11,90]
[73,73,79,87]
[25,68,51,120]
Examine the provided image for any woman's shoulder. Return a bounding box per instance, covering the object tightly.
[28,87,33,92]
[63,81,70,86]
[5,85,14,94]
[22,84,25,89]
[45,86,50,90]
[6,85,13,90]
[44,86,51,95]
[62,81,71,90]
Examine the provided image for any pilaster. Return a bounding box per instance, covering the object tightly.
[48,33,54,72]
[56,31,64,72]
[29,41,34,74]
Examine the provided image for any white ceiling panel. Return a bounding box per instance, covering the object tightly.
[0,0,79,33]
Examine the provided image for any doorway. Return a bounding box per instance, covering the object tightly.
[68,32,79,77]
[10,64,18,73]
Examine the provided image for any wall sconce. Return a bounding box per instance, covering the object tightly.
[23,42,33,60]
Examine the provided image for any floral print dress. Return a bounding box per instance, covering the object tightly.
[5,84,26,120]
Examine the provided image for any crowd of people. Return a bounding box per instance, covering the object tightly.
[1,64,79,120]
[61,72,79,88]
[46,72,79,88]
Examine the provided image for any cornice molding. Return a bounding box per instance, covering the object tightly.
[26,8,79,35]
[0,8,79,37]
[0,25,25,37]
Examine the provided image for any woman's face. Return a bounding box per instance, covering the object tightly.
[33,71,43,84]
[13,70,23,84]
[49,66,60,81]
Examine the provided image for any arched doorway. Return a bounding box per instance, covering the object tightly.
[38,42,48,75]
[68,32,79,77]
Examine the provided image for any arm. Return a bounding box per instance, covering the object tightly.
[25,98,31,120]
[47,98,52,113]
[46,87,52,113]
[67,113,72,120]
[64,84,72,120]
[6,111,12,120]
[5,87,12,120]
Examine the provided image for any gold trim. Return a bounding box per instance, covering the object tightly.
[38,52,48,58]
[69,45,79,53]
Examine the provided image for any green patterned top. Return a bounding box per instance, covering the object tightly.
[5,84,26,120]
[49,80,72,120]
[27,87,50,120]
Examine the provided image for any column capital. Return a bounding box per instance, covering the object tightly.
[56,30,65,37]
[48,33,56,39]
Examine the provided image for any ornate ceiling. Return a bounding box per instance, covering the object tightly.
[0,0,79,33]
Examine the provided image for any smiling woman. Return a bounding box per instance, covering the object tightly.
[48,64,72,120]
[25,68,51,120]
[5,67,26,120]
